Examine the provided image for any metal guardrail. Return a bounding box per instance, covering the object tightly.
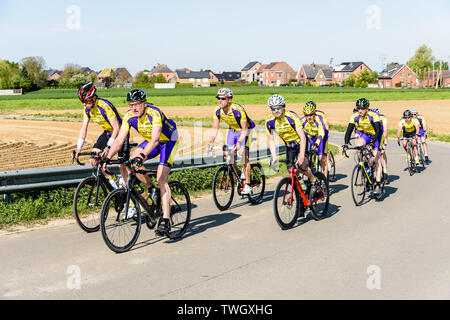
[0,145,285,194]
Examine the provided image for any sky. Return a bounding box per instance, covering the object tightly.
[1,0,449,75]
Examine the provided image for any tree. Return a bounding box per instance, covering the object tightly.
[58,63,84,88]
[20,56,48,89]
[407,45,435,80]
[345,73,356,87]
[132,71,151,88]
[433,61,449,70]
[0,60,32,90]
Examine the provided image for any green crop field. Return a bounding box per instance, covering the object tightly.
[1,87,450,112]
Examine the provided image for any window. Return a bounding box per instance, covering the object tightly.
[408,73,412,78]
[386,81,390,87]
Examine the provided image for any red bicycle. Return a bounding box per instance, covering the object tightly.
[273,157,329,230]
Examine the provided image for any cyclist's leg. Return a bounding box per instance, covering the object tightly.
[317,138,328,178]
[412,136,419,161]
[93,131,110,174]
[373,134,383,182]
[118,133,131,185]
[226,129,241,176]
[242,129,252,186]
[133,141,156,190]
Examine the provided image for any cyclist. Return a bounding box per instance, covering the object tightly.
[74,82,129,184]
[265,94,322,197]
[304,101,331,169]
[411,108,430,162]
[397,109,420,165]
[300,102,328,178]
[208,88,255,195]
[343,98,383,196]
[371,107,389,181]
[104,89,179,236]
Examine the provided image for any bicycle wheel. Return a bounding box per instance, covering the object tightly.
[351,165,367,206]
[166,181,191,240]
[327,151,336,182]
[309,172,329,220]
[212,166,235,211]
[273,177,300,230]
[73,176,108,233]
[408,148,415,176]
[100,188,141,253]
[247,163,266,204]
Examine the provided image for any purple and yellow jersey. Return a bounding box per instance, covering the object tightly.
[84,98,123,133]
[214,103,255,131]
[349,110,380,136]
[315,109,328,126]
[300,115,326,141]
[399,117,420,133]
[414,115,426,133]
[121,103,176,143]
[265,110,302,148]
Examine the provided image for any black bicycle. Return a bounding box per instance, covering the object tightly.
[399,137,419,176]
[343,144,385,205]
[211,145,265,211]
[307,147,336,182]
[71,151,125,233]
[99,159,191,253]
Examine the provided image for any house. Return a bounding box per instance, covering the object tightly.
[378,64,418,88]
[261,61,296,86]
[45,69,62,80]
[419,70,450,88]
[81,67,97,76]
[97,68,133,83]
[297,63,333,86]
[175,69,213,87]
[214,72,241,83]
[255,64,269,85]
[332,61,371,83]
[241,61,262,83]
[147,64,177,83]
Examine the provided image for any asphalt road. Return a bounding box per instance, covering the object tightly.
[1,132,449,300]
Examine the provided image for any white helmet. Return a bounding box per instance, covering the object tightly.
[411,108,418,114]
[216,87,233,98]
[370,107,379,113]
[268,94,285,107]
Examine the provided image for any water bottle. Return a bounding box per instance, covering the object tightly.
[300,178,307,191]
[108,174,118,189]
[365,165,371,176]
[117,176,125,188]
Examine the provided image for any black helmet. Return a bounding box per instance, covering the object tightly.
[127,89,147,102]
[356,98,370,109]
[353,107,358,113]
[78,82,96,102]
[403,109,412,117]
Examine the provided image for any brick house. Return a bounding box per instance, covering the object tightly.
[147,64,177,83]
[241,61,262,83]
[333,61,371,84]
[97,68,132,83]
[261,61,296,86]
[214,72,241,83]
[255,64,269,85]
[175,69,214,87]
[45,69,62,81]
[378,64,418,88]
[419,70,450,88]
[297,63,333,85]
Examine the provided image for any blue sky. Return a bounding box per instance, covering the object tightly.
[1,0,449,75]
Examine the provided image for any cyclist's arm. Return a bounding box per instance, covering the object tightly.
[344,123,355,145]
[106,127,128,160]
[396,123,402,139]
[236,120,248,149]
[422,118,428,133]
[383,121,388,139]
[209,118,220,145]
[415,123,420,136]
[267,133,277,162]
[296,127,307,164]
[372,121,381,144]
[75,117,90,156]
[141,125,162,159]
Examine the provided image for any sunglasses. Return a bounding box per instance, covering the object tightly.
[217,97,228,101]
[270,106,284,111]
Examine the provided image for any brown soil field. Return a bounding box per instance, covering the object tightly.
[1,100,449,170]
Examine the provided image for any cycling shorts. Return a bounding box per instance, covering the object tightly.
[286,146,309,171]
[226,129,252,150]
[138,130,179,168]
[402,131,416,139]
[355,130,382,151]
[306,136,328,156]
[93,130,130,159]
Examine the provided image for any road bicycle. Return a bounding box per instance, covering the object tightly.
[307,146,336,182]
[399,137,420,176]
[343,144,385,205]
[211,145,265,211]
[273,153,330,230]
[71,150,126,233]
[416,136,428,166]
[99,158,191,253]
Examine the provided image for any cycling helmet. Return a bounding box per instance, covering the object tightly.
[303,102,316,115]
[411,108,418,114]
[403,109,412,117]
[268,94,285,107]
[356,98,370,109]
[78,82,96,102]
[216,87,233,98]
[370,107,379,113]
[353,107,358,113]
[127,89,147,102]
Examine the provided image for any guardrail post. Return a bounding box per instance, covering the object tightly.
[2,194,11,204]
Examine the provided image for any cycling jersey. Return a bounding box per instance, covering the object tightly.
[300,115,328,155]
[414,115,426,135]
[266,110,303,148]
[214,103,255,131]
[399,117,420,134]
[349,110,380,136]
[316,109,328,126]
[121,103,177,143]
[379,114,388,149]
[84,98,123,133]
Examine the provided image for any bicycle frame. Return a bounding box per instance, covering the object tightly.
[283,166,325,208]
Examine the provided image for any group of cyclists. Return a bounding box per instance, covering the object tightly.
[74,82,431,238]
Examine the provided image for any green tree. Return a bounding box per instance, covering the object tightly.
[20,56,48,89]
[407,45,435,80]
[433,61,449,70]
[345,73,356,87]
[58,63,84,88]
[0,60,32,90]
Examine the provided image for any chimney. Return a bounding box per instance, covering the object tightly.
[312,62,315,68]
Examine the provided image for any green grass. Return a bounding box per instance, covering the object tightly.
[1,87,450,112]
